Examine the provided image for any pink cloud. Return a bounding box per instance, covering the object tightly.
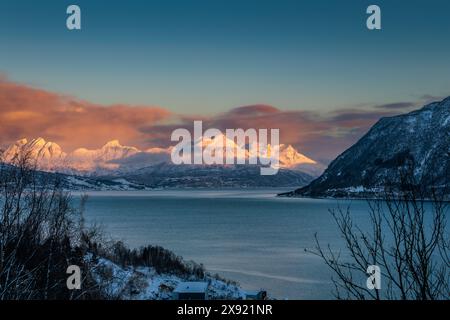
[0,77,417,163]
[0,78,171,151]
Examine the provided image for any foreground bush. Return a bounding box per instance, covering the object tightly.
[0,151,205,300]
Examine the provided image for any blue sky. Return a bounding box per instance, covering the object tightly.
[1,0,449,115]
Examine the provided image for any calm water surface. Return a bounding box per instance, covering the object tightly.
[78,189,376,299]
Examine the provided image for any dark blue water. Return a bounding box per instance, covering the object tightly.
[77,189,378,299]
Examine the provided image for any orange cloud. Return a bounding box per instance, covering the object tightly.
[0,77,418,163]
[0,78,171,151]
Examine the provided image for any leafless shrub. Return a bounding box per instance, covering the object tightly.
[98,241,205,279]
[0,150,208,299]
[312,163,449,300]
[0,151,100,299]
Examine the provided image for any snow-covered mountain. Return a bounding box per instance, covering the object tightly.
[2,138,142,173]
[68,140,140,172]
[1,136,324,188]
[188,133,322,174]
[3,138,67,171]
[278,144,326,176]
[283,96,450,198]
[1,136,323,175]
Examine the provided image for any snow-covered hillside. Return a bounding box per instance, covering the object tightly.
[283,96,450,198]
[88,255,247,300]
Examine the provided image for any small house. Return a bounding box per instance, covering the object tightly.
[172,282,209,300]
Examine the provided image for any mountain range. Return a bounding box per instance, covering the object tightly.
[282,96,450,198]
[1,135,325,189]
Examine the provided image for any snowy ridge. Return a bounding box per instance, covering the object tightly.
[284,96,450,198]
[2,136,320,174]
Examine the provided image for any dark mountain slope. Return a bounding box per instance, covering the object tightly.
[282,97,450,198]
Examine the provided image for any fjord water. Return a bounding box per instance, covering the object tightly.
[80,189,373,299]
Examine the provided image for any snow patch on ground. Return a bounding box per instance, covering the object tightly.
[87,255,247,300]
